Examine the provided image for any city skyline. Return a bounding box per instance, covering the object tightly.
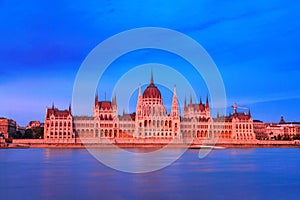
[1,1,300,125]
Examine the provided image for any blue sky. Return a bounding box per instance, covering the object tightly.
[0,0,300,125]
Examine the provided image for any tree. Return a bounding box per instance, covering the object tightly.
[13,131,23,139]
[277,134,282,140]
[293,134,300,140]
[283,134,291,141]
[23,129,33,139]
[32,127,44,139]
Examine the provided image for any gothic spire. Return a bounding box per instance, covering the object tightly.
[150,70,154,84]
[172,86,178,105]
[112,94,117,106]
[95,91,98,106]
[171,85,179,117]
[206,95,209,108]
[189,94,192,105]
[138,84,142,96]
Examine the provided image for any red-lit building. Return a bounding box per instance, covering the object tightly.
[0,117,17,139]
[44,73,256,143]
[44,104,74,142]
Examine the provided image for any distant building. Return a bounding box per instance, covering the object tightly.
[0,117,16,138]
[278,116,300,139]
[253,120,267,140]
[265,116,300,140]
[266,123,284,140]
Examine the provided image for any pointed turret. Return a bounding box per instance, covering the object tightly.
[52,102,54,110]
[206,95,209,109]
[200,97,203,105]
[95,91,98,106]
[171,85,180,118]
[248,108,251,118]
[150,70,154,84]
[136,84,143,117]
[172,86,178,107]
[138,84,142,97]
[68,104,71,113]
[189,94,192,105]
[112,94,117,109]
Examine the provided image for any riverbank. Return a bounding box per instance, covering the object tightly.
[2,141,300,149]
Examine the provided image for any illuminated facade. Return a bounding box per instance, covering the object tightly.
[44,74,256,142]
[44,104,74,142]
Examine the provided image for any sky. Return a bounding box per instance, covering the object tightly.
[1,0,300,125]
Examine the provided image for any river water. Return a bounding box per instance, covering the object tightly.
[1,148,299,199]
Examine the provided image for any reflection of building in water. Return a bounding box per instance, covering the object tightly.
[44,73,256,143]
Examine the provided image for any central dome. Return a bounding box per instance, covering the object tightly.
[143,83,162,99]
[143,72,162,99]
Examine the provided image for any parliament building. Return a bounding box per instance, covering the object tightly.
[44,74,256,143]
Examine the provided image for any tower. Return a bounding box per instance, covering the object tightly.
[171,86,180,118]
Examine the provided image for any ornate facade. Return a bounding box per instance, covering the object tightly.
[44,73,256,143]
[44,104,74,142]
[134,73,180,138]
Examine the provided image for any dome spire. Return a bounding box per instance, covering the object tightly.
[138,84,142,96]
[150,70,154,84]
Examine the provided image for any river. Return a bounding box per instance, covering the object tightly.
[1,148,299,199]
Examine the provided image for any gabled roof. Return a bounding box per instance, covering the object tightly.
[46,108,71,118]
[98,101,112,110]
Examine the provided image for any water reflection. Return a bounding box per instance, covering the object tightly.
[1,148,300,199]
